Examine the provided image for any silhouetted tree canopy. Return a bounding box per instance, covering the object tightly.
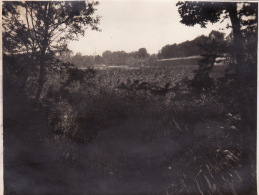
[176,2,257,72]
[137,48,149,58]
[158,31,227,59]
[176,1,258,89]
[3,1,100,102]
[3,1,100,55]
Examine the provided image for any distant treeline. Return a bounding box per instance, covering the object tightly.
[158,30,229,59]
[58,48,158,68]
[58,30,229,68]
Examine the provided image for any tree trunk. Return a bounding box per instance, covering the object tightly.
[227,3,256,193]
[34,2,50,106]
[227,3,245,72]
[34,51,46,105]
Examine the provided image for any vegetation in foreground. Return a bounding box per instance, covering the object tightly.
[4,54,256,194]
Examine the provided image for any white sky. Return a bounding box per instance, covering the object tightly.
[68,0,231,56]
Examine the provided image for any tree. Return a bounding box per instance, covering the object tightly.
[177,1,258,192]
[157,34,221,59]
[102,50,113,65]
[94,55,103,64]
[191,31,227,90]
[58,50,73,63]
[137,48,149,58]
[177,2,257,76]
[3,1,100,103]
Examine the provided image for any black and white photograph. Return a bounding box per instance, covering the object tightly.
[2,1,258,194]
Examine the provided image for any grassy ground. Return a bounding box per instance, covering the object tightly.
[4,62,256,194]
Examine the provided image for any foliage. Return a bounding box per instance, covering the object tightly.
[190,31,227,91]
[137,48,150,58]
[176,2,257,193]
[102,48,151,66]
[176,1,257,92]
[176,1,257,68]
[3,1,100,55]
[102,50,127,66]
[71,53,95,68]
[3,1,100,102]
[158,31,227,59]
[177,2,226,28]
[58,48,157,68]
[158,35,203,59]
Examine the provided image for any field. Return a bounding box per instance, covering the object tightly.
[4,60,255,194]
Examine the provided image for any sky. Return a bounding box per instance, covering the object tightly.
[68,0,231,56]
